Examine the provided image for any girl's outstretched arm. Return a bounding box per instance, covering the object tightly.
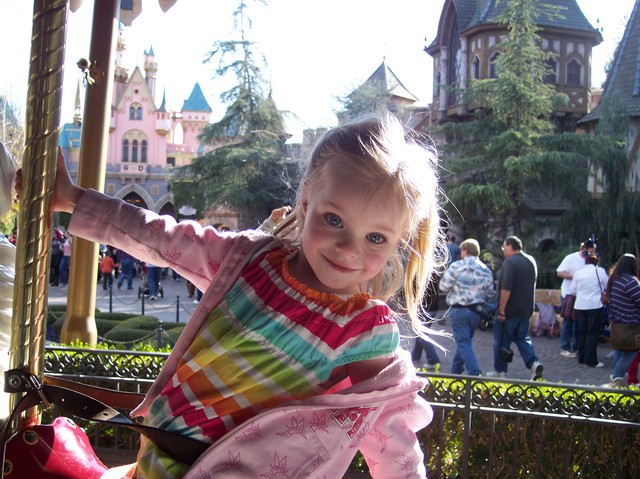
[15,147,84,214]
[52,148,84,214]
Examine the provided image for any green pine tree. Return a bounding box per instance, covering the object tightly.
[173,0,298,229]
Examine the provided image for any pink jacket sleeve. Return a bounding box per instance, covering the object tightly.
[69,189,240,292]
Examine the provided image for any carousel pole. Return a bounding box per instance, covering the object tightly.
[60,0,119,345]
[8,0,69,429]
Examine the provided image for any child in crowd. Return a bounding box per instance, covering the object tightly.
[100,250,117,290]
[19,114,445,478]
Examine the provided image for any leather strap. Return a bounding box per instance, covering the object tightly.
[43,376,145,410]
[2,370,209,466]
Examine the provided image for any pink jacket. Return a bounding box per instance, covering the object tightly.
[70,190,432,478]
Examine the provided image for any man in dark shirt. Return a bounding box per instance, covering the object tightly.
[486,236,544,380]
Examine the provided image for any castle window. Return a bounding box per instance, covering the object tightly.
[566,59,582,86]
[472,55,480,79]
[141,140,148,163]
[122,130,149,165]
[129,103,143,121]
[489,51,501,78]
[167,156,175,167]
[122,139,129,162]
[544,59,558,84]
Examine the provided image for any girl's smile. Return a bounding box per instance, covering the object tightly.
[288,160,408,295]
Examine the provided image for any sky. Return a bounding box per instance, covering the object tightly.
[0,0,636,142]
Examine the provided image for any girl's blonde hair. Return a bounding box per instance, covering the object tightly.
[275,113,447,336]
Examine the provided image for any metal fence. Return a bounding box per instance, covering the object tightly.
[42,347,640,478]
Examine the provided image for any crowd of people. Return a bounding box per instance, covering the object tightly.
[412,235,640,388]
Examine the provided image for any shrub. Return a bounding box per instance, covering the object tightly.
[95,312,139,321]
[103,328,156,344]
[111,316,160,332]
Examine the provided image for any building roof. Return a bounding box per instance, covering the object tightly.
[428,0,602,50]
[59,123,82,149]
[580,0,640,123]
[182,82,212,112]
[360,61,419,102]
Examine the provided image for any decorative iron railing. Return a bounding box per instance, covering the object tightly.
[44,346,167,383]
[41,348,640,477]
[421,373,640,425]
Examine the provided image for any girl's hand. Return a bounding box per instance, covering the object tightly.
[269,206,291,226]
[16,147,85,213]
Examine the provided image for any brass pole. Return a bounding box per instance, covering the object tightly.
[60,0,119,344]
[9,0,68,428]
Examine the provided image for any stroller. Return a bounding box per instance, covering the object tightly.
[532,301,560,338]
[137,264,164,298]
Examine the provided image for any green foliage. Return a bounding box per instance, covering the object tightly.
[475,0,558,133]
[103,328,154,343]
[348,376,640,476]
[175,0,299,229]
[336,79,404,124]
[108,315,162,332]
[171,179,206,220]
[164,324,187,344]
[437,0,603,248]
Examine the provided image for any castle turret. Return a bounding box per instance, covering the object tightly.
[156,90,171,135]
[144,46,158,99]
[73,80,82,127]
[180,83,212,153]
[114,22,129,86]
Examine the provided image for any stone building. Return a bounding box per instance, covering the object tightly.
[579,0,640,191]
[425,0,602,132]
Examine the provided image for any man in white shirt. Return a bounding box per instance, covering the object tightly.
[556,239,596,357]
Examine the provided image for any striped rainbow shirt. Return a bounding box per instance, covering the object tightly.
[135,247,399,478]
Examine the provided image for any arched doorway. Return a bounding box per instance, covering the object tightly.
[158,202,175,217]
[122,192,147,209]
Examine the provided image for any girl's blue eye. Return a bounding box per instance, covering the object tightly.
[368,233,385,244]
[326,214,342,227]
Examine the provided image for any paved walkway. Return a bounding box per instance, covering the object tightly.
[405,308,621,387]
[49,278,624,388]
[48,272,197,326]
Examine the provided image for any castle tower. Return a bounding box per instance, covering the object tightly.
[114,22,129,96]
[144,46,158,100]
[180,83,212,154]
[73,80,82,127]
[156,89,171,136]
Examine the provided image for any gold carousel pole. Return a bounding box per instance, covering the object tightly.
[8,0,68,427]
[60,0,119,345]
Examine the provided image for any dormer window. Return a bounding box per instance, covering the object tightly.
[544,59,558,84]
[129,103,143,121]
[472,55,480,79]
[489,51,501,79]
[566,59,582,86]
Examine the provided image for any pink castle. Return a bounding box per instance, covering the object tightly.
[59,24,211,218]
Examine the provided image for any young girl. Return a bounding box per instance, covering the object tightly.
[33,114,445,478]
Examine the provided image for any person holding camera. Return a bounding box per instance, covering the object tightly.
[439,238,495,376]
[556,239,597,358]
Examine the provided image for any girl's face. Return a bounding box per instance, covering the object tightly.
[289,161,408,295]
